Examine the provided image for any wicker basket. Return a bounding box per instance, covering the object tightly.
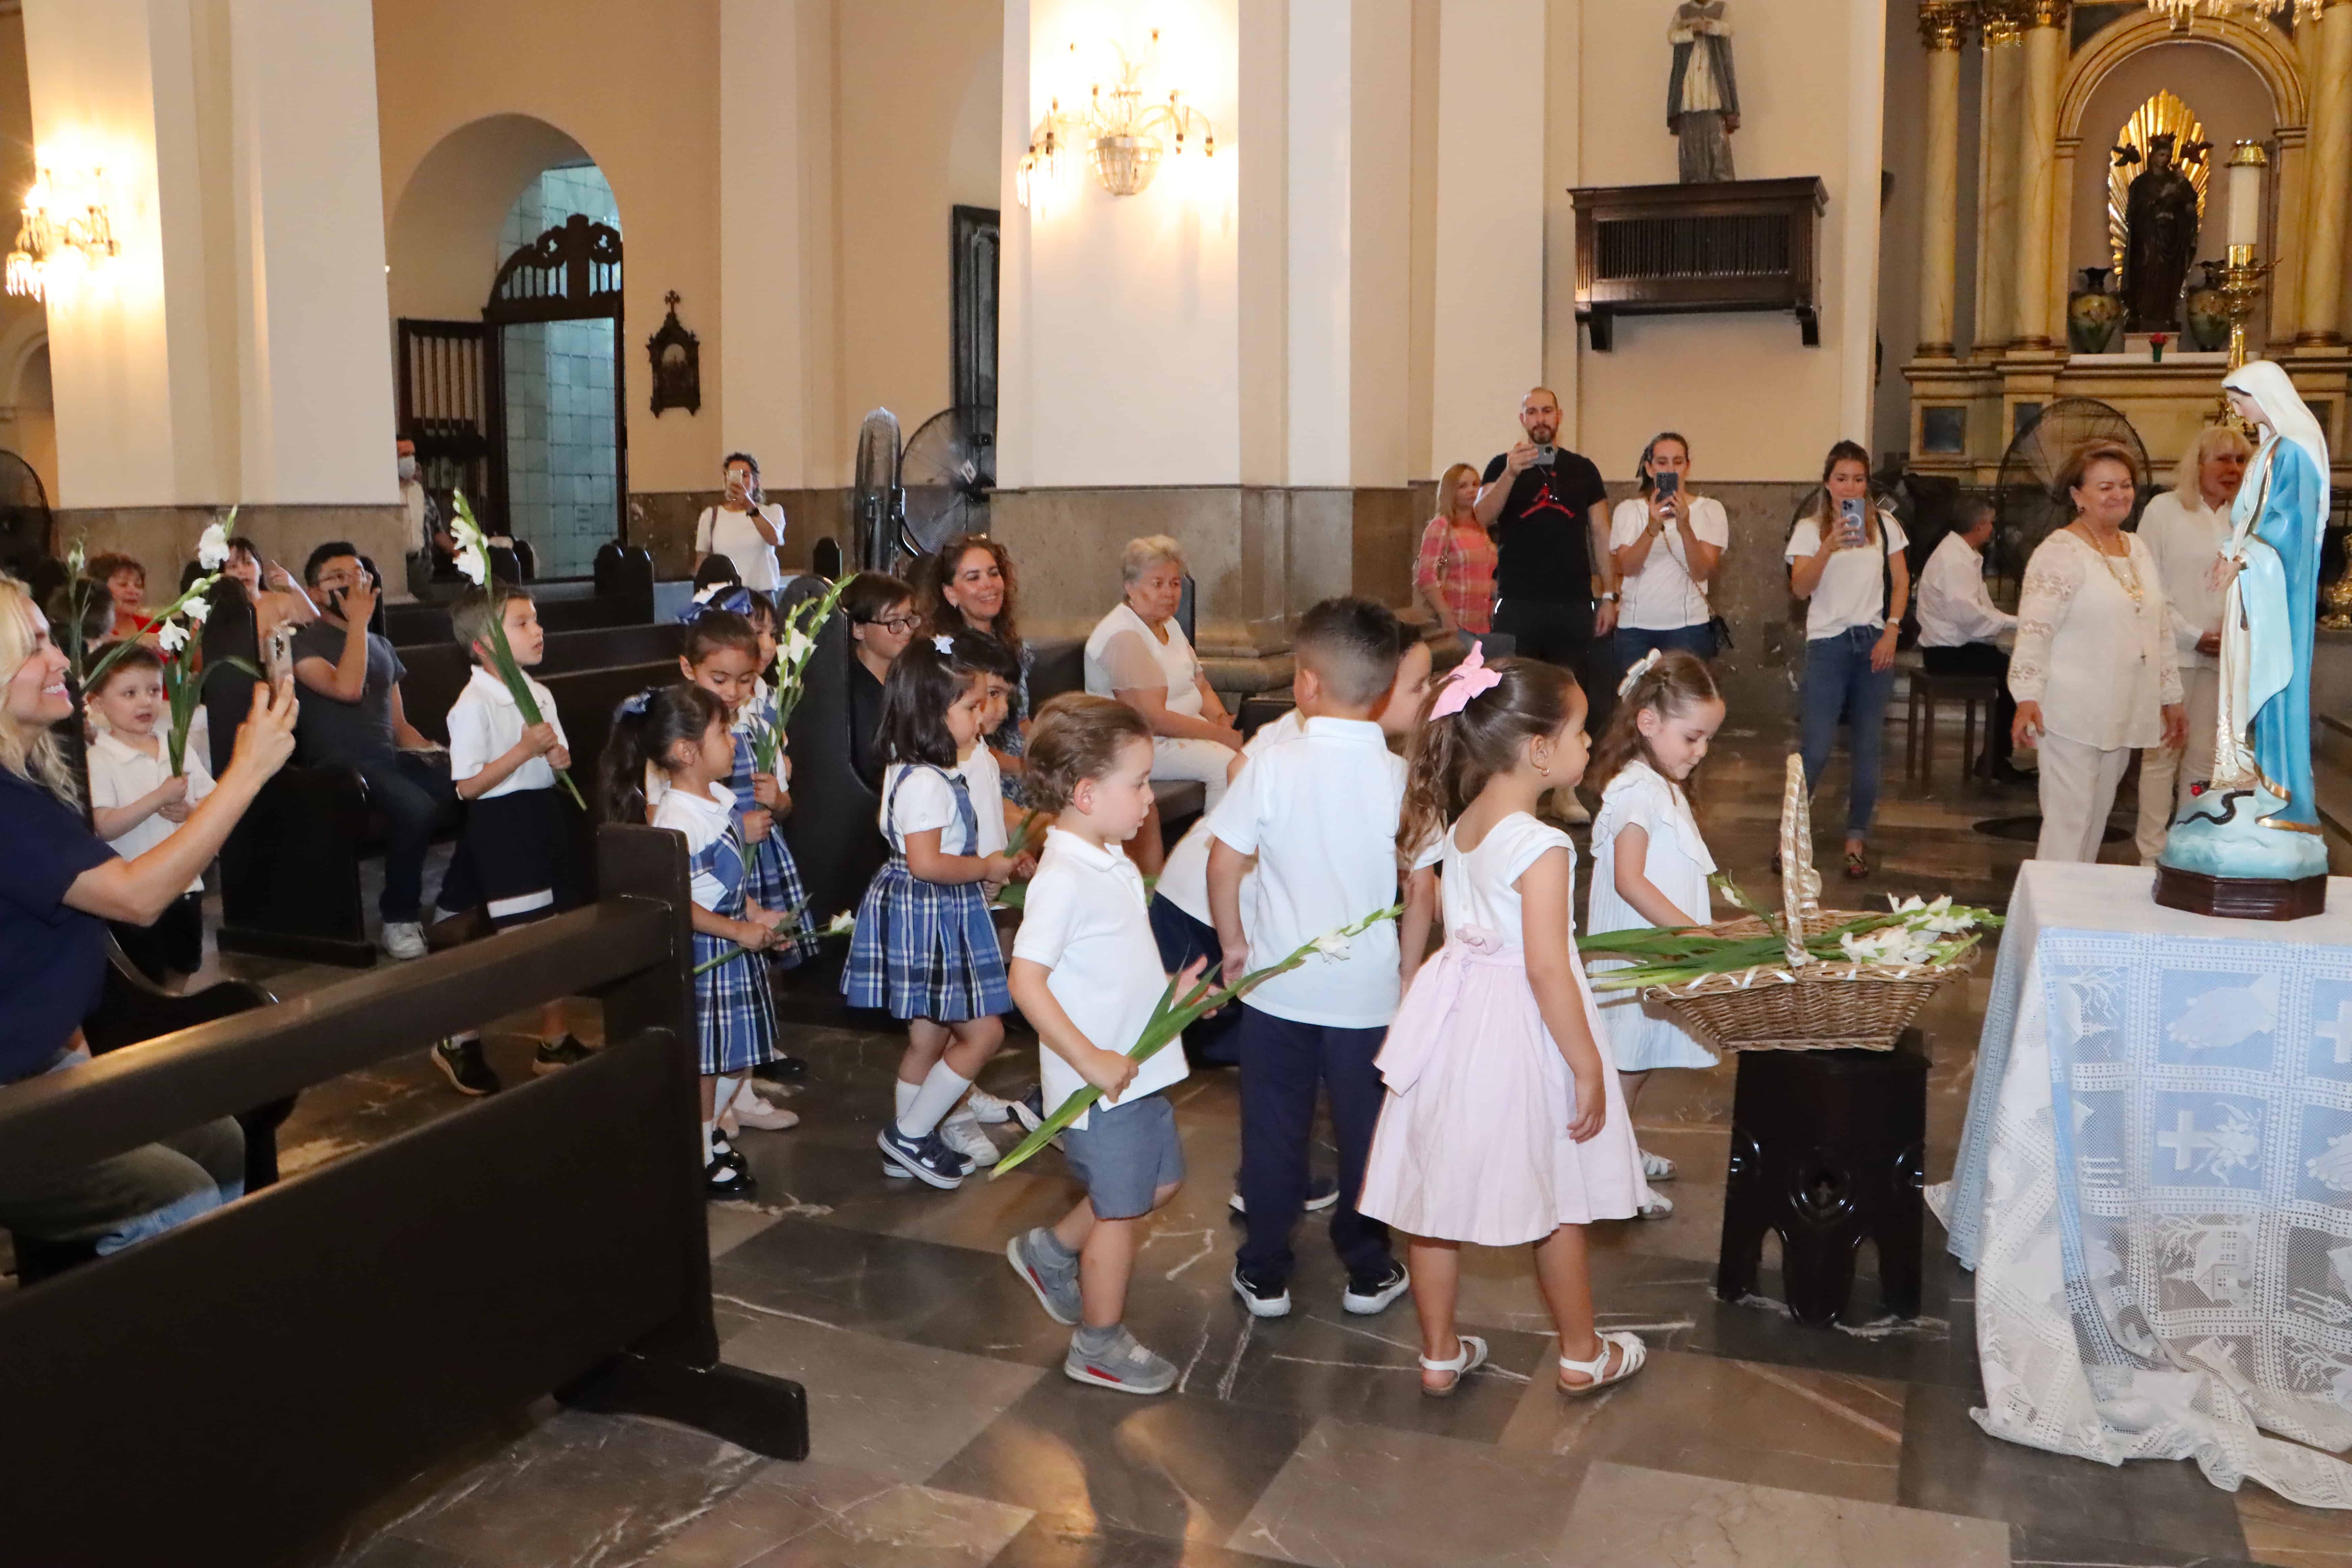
[1638,755,1976,1053]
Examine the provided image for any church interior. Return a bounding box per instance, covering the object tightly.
[11,0,2352,1564]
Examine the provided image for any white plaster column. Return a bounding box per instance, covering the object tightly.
[2009,1,2066,351]
[1915,3,1967,358]
[1429,0,1544,465]
[718,0,810,486]
[1974,23,2022,351]
[23,0,403,586]
[2298,0,2352,346]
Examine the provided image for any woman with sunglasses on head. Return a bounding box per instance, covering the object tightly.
[1609,432,1726,664]
[694,451,786,595]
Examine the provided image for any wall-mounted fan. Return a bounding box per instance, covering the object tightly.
[1990,397,2148,598]
[900,405,994,556]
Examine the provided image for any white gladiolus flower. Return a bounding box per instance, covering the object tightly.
[155,621,188,654]
[455,547,488,586]
[196,522,231,570]
[825,911,856,937]
[1311,932,1352,960]
[183,592,212,624]
[784,630,814,667]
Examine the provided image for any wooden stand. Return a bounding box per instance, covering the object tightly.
[2152,864,2328,920]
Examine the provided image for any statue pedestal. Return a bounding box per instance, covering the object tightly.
[2156,784,2331,921]
[2152,863,2327,920]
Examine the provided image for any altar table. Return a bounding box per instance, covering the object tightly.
[1936,861,2352,1506]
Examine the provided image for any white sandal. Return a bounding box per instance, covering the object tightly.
[1640,1148,1676,1182]
[1418,1334,1489,1398]
[1558,1331,1646,1396]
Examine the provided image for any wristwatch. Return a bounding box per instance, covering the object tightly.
[1598,591,1620,602]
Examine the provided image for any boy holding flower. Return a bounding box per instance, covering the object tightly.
[1004,694,1205,1397]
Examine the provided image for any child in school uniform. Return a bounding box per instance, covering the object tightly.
[843,634,1020,1188]
[1360,652,1648,1399]
[1005,693,1204,1395]
[1586,650,1727,1218]
[85,642,211,985]
[430,587,593,1096]
[1207,597,1418,1321]
[604,683,790,1197]
[943,632,1035,1146]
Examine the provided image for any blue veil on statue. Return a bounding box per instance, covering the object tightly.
[2157,359,2331,911]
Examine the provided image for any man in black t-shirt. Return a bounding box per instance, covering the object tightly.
[1475,386,1618,670]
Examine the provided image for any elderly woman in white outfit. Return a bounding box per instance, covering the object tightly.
[692,451,786,593]
[2132,423,2251,864]
[1084,536,1244,826]
[2010,440,2187,863]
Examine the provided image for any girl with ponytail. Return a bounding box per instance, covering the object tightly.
[1361,647,1648,1400]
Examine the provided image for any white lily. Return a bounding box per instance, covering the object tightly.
[155,620,188,654]
[1311,931,1353,961]
[824,911,857,937]
[455,545,488,586]
[183,593,211,624]
[196,521,231,570]
[784,629,814,667]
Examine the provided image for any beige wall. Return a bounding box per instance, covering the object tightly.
[0,11,52,505]
[1546,0,1886,486]
[2065,40,2276,284]
[372,0,722,497]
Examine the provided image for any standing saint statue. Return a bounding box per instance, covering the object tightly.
[2157,361,2331,913]
[2116,133,2205,333]
[1668,1,1740,185]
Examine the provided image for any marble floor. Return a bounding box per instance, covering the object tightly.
[129,728,2352,1566]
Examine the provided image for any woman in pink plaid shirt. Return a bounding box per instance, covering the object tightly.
[1414,463,1498,642]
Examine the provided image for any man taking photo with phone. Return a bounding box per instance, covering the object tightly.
[1475,386,1618,673]
[292,543,456,961]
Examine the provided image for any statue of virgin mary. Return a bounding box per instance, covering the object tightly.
[2157,360,2331,909]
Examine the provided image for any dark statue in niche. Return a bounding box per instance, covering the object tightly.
[646,290,701,417]
[2115,133,2206,333]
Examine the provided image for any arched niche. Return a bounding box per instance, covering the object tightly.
[2060,11,2306,137]
[386,113,600,321]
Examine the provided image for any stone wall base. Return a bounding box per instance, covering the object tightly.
[629,489,850,582]
[56,504,411,602]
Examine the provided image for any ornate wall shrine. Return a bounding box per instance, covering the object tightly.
[1902,1,2352,484]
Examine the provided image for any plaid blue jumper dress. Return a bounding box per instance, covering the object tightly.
[688,812,779,1075]
[730,697,816,964]
[841,764,1010,1021]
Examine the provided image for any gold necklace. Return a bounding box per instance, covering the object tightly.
[2072,523,2143,607]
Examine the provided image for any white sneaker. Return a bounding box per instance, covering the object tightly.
[382,921,427,961]
[1636,1186,1674,1219]
[964,1087,1016,1125]
[1640,1148,1676,1182]
[939,1116,1001,1168]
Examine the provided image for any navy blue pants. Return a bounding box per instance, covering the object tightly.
[1235,1004,1393,1287]
[1146,894,1241,1066]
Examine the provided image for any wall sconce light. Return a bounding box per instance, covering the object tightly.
[6,165,119,301]
[1017,32,1215,207]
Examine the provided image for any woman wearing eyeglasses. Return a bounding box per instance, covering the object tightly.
[843,571,917,791]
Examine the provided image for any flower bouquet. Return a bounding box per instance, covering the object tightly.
[80,518,260,775]
[744,574,853,780]
[692,908,856,977]
[991,904,1403,1178]
[446,492,585,809]
[1575,755,2001,1052]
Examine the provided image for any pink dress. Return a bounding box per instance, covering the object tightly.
[1358,812,1644,1245]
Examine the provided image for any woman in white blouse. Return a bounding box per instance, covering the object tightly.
[693,452,785,593]
[1084,536,1243,860]
[1610,431,1727,662]
[2010,440,2186,863]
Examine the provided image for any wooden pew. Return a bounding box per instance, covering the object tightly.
[0,827,808,1567]
[778,581,884,926]
[400,623,685,746]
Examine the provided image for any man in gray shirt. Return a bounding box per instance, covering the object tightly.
[291,543,452,961]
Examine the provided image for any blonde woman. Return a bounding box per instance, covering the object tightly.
[1413,463,1498,644]
[2132,423,2251,863]
[0,575,296,1252]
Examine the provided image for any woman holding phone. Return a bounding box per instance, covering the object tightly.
[1610,432,1727,662]
[1785,440,1908,880]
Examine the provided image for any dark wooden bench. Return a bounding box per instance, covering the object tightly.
[0,827,807,1566]
[1028,635,1208,826]
[400,623,685,747]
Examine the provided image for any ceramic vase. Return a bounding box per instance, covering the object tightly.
[2184,261,2231,353]
[2067,268,2124,354]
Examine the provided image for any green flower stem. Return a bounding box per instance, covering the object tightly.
[990,904,1403,1179]
[690,907,850,977]
[450,492,587,811]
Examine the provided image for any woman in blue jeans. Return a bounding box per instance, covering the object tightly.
[1784,441,1909,880]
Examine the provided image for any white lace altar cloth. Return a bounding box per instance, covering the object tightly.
[1934,861,2352,1506]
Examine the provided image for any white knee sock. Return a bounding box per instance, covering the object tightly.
[715,1074,743,1114]
[897,1062,972,1138]
[701,1120,716,1166]
[895,1078,921,1120]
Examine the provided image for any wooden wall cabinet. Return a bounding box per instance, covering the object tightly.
[1568,176,1829,350]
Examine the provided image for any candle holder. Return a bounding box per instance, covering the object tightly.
[2212,243,2275,426]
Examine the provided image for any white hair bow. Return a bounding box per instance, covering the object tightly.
[933,634,955,654]
[1616,647,1664,699]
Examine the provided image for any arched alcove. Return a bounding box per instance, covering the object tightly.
[386,113,597,321]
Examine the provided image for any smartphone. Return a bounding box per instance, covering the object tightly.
[1655,472,1680,499]
[1531,445,1558,466]
[1837,496,1867,547]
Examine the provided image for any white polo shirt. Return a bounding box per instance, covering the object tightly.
[1012,827,1190,1130]
[960,746,1008,857]
[1205,716,1405,1028]
[1156,707,1304,925]
[447,666,571,799]
[89,729,214,893]
[652,779,737,907]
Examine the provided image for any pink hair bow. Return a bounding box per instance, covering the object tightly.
[1428,640,1502,720]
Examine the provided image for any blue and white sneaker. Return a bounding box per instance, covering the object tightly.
[877,1124,969,1189]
